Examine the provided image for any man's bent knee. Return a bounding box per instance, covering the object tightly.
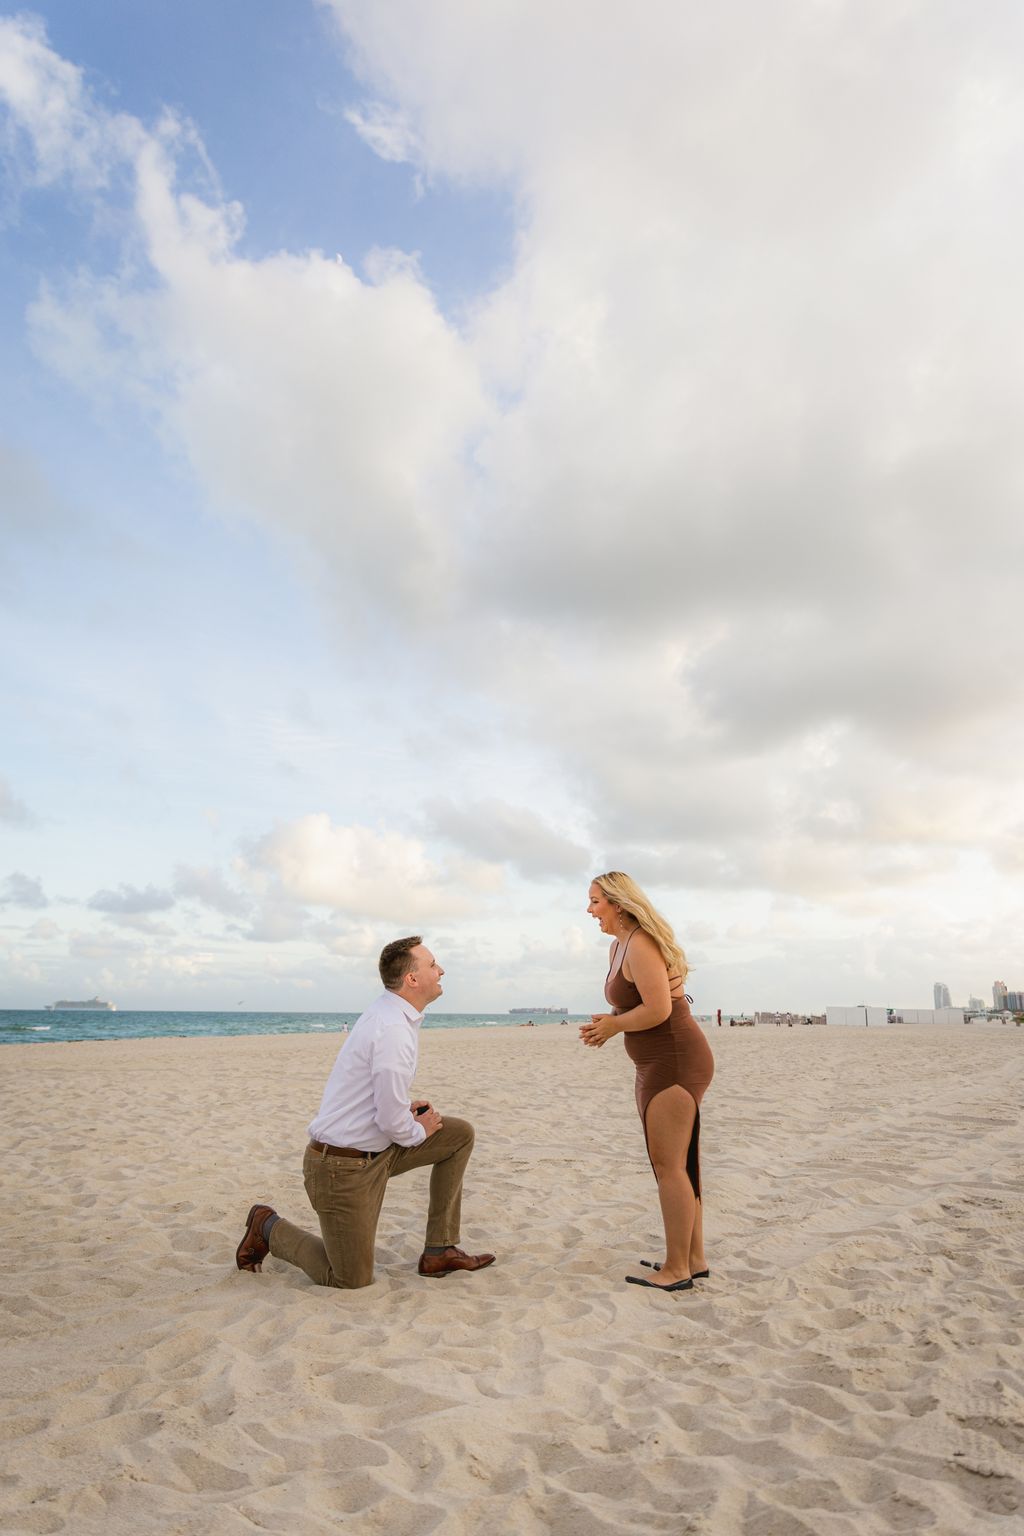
[440,1115,474,1150]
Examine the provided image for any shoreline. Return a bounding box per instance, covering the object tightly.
[1,1015,1019,1051]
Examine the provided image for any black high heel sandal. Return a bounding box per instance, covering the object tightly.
[626,1274,694,1291]
[640,1260,710,1279]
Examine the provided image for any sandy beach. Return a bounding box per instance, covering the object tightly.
[2,1023,1022,1536]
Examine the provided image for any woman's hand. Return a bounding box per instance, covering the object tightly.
[579,1013,619,1048]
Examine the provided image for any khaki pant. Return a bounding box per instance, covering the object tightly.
[268,1117,475,1289]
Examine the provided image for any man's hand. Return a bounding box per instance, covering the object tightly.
[418,1107,443,1136]
[410,1099,433,1116]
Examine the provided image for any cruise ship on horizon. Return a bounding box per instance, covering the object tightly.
[46,997,117,1012]
[508,1006,568,1016]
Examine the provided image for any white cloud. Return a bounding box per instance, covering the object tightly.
[518,923,592,970]
[241,812,497,922]
[2,5,1023,993]
[427,797,590,879]
[0,778,36,826]
[0,871,47,907]
[68,928,146,960]
[336,6,1018,907]
[0,442,68,585]
[0,13,139,190]
[101,913,177,936]
[244,900,311,945]
[1,951,42,984]
[343,100,420,164]
[313,919,382,959]
[173,863,250,917]
[319,0,1024,854]
[26,916,60,939]
[0,26,488,630]
[87,883,175,914]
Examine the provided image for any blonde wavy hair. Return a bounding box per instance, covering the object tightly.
[593,871,688,983]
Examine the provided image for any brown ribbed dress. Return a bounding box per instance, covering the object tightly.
[605,936,714,1197]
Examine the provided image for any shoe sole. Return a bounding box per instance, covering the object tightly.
[640,1260,710,1279]
[626,1274,694,1292]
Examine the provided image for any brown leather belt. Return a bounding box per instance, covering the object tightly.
[309,1139,382,1160]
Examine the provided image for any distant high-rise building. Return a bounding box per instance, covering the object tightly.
[933,982,951,1010]
[1007,991,1024,1012]
[993,980,1009,1010]
[968,996,984,1013]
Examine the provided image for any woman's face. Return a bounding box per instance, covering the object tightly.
[587,883,618,934]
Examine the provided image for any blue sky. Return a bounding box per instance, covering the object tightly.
[2,2,1023,1013]
[11,0,515,298]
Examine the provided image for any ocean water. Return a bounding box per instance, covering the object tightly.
[0,1009,581,1047]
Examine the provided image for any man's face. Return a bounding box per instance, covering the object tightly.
[407,945,445,1006]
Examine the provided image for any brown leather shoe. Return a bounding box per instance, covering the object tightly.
[236,1203,275,1271]
[417,1245,496,1278]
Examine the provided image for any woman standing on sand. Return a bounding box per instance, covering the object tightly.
[580,872,714,1292]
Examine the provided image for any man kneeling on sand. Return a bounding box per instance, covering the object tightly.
[236,937,495,1287]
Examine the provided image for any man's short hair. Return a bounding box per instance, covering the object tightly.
[379,935,423,991]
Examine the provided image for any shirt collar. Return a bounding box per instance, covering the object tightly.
[383,990,424,1027]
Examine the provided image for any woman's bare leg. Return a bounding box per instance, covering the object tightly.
[643,1086,697,1285]
[689,1194,706,1274]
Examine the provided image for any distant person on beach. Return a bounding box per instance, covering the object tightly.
[580,873,714,1293]
[235,937,495,1288]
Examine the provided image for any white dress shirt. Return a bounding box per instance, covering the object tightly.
[308,990,427,1152]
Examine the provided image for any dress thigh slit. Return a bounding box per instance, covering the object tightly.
[637,1079,702,1199]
